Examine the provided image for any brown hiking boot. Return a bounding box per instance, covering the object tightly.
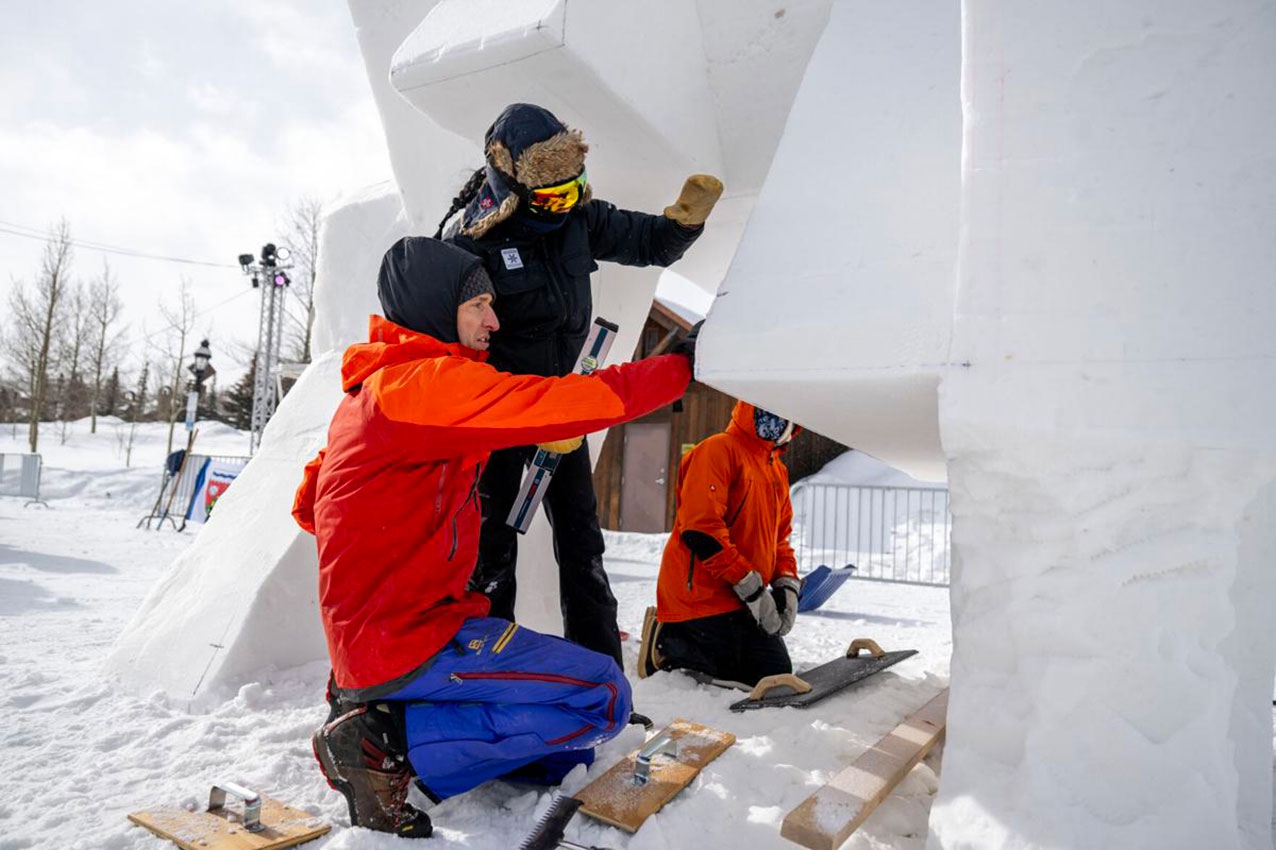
[311,704,433,838]
[637,606,665,679]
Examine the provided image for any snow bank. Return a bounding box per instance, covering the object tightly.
[0,417,250,506]
[798,450,945,491]
[930,2,1276,847]
[697,0,960,482]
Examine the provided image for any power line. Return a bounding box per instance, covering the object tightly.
[0,220,238,269]
[136,288,257,344]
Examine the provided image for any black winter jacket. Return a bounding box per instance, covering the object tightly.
[448,199,702,377]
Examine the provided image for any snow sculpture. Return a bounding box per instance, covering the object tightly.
[110,0,836,695]
[696,0,960,481]
[928,3,1276,847]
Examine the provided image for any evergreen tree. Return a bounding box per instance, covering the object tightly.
[101,366,120,418]
[132,362,149,421]
[224,356,256,431]
[197,379,222,424]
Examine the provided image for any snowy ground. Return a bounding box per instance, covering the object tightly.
[4,420,952,849]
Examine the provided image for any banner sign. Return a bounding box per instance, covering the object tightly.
[185,458,247,525]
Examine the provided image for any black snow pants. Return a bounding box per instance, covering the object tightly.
[657,609,792,687]
[469,437,623,667]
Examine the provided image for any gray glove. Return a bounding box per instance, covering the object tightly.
[771,575,801,637]
[733,571,782,635]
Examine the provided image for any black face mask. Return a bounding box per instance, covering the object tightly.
[754,408,790,442]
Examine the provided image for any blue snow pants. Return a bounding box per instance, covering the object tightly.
[385,617,632,801]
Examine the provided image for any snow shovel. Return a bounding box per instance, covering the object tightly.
[797,563,857,612]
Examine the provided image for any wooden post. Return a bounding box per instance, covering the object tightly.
[781,688,949,850]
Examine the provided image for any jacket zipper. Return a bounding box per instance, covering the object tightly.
[447,467,482,561]
[449,670,620,727]
[727,482,752,527]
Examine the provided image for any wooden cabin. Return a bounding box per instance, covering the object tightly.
[593,300,846,533]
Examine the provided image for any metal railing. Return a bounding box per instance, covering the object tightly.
[140,453,251,529]
[790,482,952,586]
[0,453,46,506]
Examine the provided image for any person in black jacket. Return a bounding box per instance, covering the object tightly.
[436,102,722,668]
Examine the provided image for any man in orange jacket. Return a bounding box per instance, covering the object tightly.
[293,236,693,837]
[640,402,802,687]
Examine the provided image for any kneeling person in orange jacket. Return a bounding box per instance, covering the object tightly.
[642,402,802,687]
[293,236,693,837]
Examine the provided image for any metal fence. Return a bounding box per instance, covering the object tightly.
[0,453,45,504]
[790,482,952,586]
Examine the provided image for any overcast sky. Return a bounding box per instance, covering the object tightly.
[0,0,392,383]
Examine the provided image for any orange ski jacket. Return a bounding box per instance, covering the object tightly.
[293,315,691,695]
[656,401,799,624]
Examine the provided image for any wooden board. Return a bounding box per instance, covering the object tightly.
[129,793,330,850]
[780,688,949,850]
[576,718,735,833]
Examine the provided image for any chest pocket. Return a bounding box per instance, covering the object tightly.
[560,251,598,337]
[488,260,543,296]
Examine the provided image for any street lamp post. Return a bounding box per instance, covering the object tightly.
[186,339,213,432]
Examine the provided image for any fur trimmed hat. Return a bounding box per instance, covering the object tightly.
[461,103,592,239]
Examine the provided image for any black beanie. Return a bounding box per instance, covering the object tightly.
[376,237,487,344]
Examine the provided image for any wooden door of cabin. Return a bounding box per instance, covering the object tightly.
[619,422,670,532]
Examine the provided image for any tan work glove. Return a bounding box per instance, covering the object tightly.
[537,435,583,455]
[771,575,802,637]
[663,174,724,227]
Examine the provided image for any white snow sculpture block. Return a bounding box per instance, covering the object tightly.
[388,0,837,292]
[311,182,412,355]
[347,0,480,230]
[390,0,722,212]
[929,2,1276,848]
[697,0,961,481]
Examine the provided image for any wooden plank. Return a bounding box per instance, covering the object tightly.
[576,719,735,833]
[780,689,949,850]
[129,793,329,850]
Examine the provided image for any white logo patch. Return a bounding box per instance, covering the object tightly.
[501,247,524,270]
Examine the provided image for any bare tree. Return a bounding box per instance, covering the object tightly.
[283,196,324,364]
[56,282,88,444]
[86,260,127,434]
[2,281,40,426]
[4,219,73,452]
[151,279,197,457]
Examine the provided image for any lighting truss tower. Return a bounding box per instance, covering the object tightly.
[238,244,292,454]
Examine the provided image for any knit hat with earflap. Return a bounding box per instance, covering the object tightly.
[461,103,591,239]
[376,237,493,344]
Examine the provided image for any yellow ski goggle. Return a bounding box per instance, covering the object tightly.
[527,170,588,214]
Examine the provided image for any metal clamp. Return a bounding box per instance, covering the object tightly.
[209,782,264,833]
[632,732,678,786]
